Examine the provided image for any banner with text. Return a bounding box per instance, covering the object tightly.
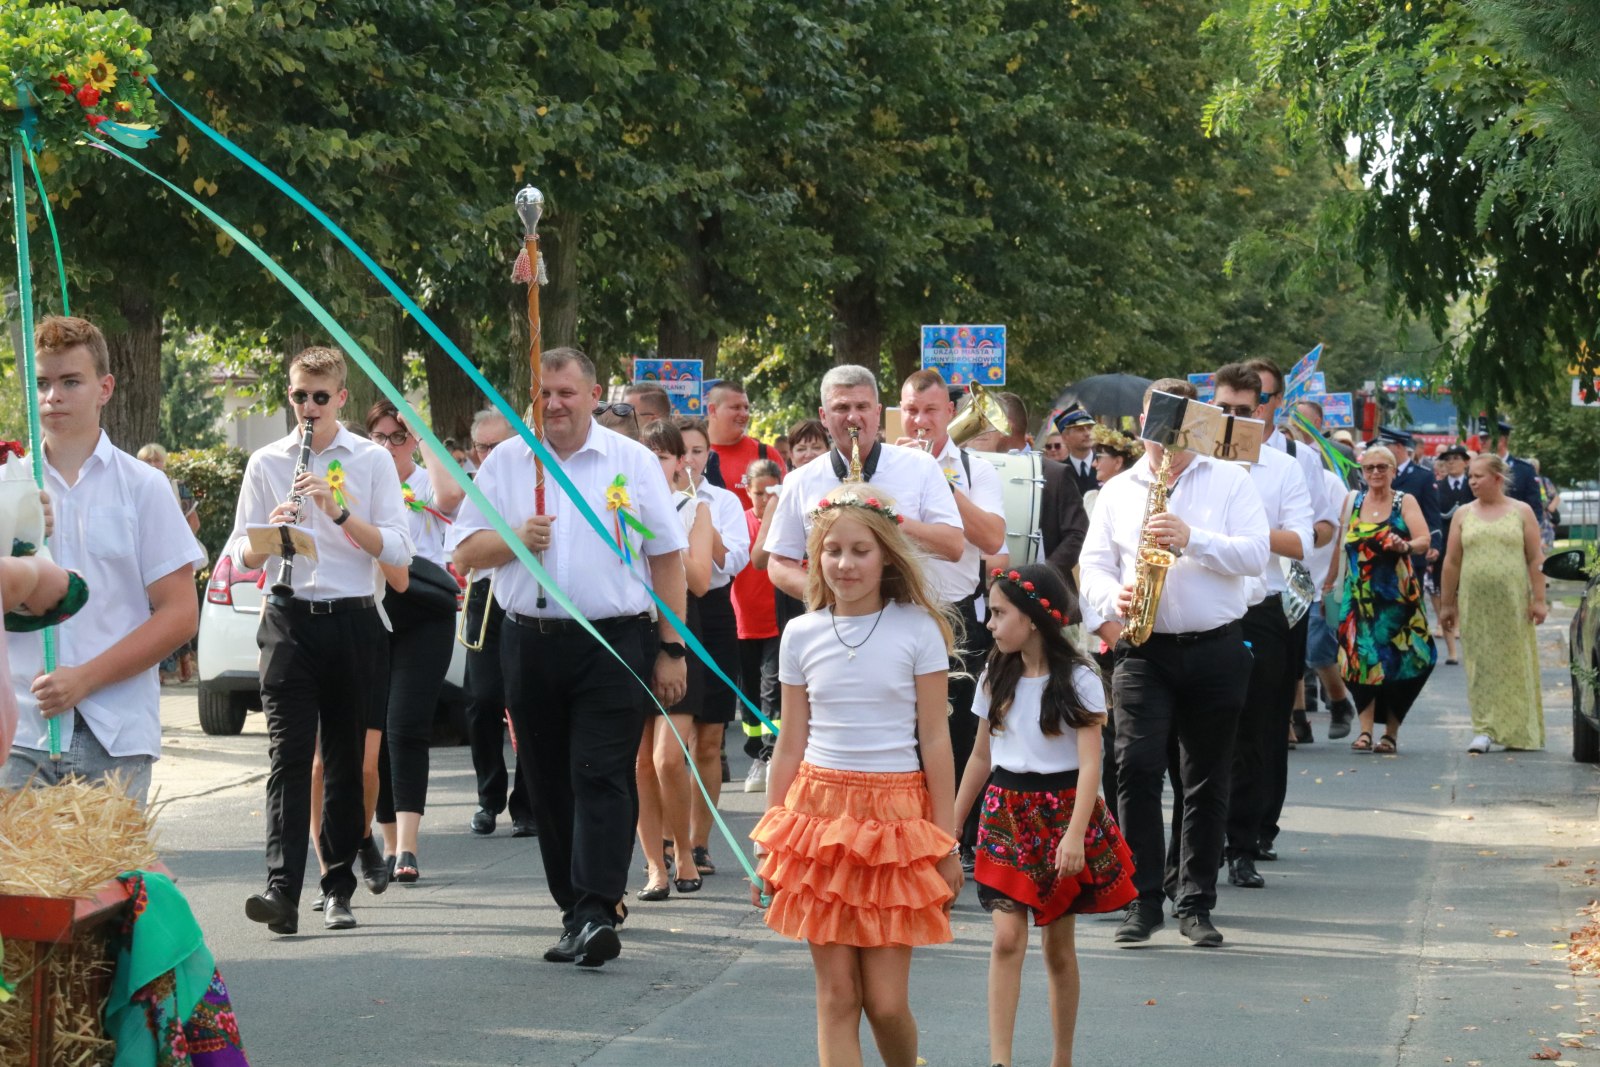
[921,324,1006,387]
[634,358,704,414]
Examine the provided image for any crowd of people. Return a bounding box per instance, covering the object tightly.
[0,313,1561,1067]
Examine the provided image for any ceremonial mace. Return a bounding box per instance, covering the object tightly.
[513,185,549,609]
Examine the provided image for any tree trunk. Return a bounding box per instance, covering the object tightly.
[542,209,581,351]
[889,334,920,391]
[102,287,163,452]
[830,274,884,370]
[656,210,720,375]
[422,301,484,445]
[341,298,404,427]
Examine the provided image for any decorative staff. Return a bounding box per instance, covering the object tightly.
[512,184,549,608]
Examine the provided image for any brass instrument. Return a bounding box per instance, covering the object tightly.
[847,425,864,482]
[1123,448,1176,646]
[456,572,494,651]
[269,418,316,598]
[948,383,1008,447]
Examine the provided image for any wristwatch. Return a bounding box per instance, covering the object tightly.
[658,640,687,659]
[333,506,351,526]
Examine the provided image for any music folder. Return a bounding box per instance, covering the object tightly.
[246,523,319,561]
[1140,391,1264,465]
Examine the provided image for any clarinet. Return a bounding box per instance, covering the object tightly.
[270,417,316,598]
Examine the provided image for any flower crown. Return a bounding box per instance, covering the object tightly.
[810,495,904,525]
[990,568,1065,624]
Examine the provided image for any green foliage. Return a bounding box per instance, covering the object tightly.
[156,329,224,451]
[1506,393,1600,490]
[166,443,245,571]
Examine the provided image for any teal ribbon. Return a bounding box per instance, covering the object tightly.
[84,133,763,886]
[144,77,777,738]
[8,136,62,761]
[1290,409,1359,480]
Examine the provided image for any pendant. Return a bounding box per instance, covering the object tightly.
[847,648,857,660]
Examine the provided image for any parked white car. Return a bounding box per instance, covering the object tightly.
[196,556,468,737]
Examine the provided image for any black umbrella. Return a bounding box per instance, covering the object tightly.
[1052,374,1154,421]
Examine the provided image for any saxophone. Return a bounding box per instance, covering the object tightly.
[846,425,864,482]
[1123,448,1177,646]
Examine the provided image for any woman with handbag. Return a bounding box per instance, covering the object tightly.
[365,401,463,883]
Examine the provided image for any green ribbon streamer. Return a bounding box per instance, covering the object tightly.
[83,133,763,887]
[9,138,62,761]
[1290,409,1359,480]
[143,77,777,737]
[20,133,68,314]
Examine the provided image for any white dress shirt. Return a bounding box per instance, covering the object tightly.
[399,463,452,568]
[925,437,1005,603]
[1269,428,1338,521]
[4,432,205,758]
[227,425,414,600]
[763,442,963,583]
[1080,453,1270,634]
[1245,445,1314,600]
[695,477,751,590]
[1068,453,1094,482]
[1308,467,1349,604]
[449,421,688,618]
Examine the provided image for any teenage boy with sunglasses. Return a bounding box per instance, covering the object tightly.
[227,346,414,935]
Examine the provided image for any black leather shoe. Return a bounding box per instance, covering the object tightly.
[1114,900,1165,945]
[1258,842,1279,862]
[311,892,325,912]
[244,887,298,935]
[1292,709,1314,744]
[471,808,496,835]
[359,837,390,895]
[323,894,357,930]
[1228,855,1265,888]
[511,820,538,838]
[1179,912,1224,947]
[1328,698,1355,740]
[573,921,622,968]
[543,930,580,963]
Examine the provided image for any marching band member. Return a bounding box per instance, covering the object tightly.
[451,348,688,969]
[231,346,414,935]
[1079,378,1269,949]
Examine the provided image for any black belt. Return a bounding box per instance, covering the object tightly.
[1141,621,1240,646]
[505,611,650,635]
[267,594,375,615]
[991,767,1080,792]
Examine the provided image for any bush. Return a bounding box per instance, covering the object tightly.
[168,445,248,582]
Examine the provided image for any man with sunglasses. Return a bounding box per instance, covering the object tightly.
[229,346,414,935]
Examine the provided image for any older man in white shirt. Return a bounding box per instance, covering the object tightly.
[1080,378,1269,949]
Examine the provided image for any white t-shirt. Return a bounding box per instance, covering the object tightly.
[399,463,451,568]
[779,600,948,772]
[973,664,1106,775]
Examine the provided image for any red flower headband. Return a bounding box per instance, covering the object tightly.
[811,495,904,524]
[989,567,1065,624]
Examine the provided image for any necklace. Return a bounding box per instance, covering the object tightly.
[830,605,887,660]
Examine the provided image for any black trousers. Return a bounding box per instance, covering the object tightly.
[950,595,993,850]
[1093,646,1121,823]
[376,594,455,820]
[463,586,532,823]
[1113,624,1249,917]
[1224,598,1293,859]
[257,602,388,904]
[1262,614,1308,848]
[737,635,780,758]
[695,585,742,725]
[502,614,651,932]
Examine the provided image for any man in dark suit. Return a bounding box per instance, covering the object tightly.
[1482,417,1542,517]
[1369,426,1440,573]
[1431,443,1473,664]
[1055,406,1100,497]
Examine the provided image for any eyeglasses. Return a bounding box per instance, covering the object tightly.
[1260,390,1279,402]
[1043,442,1065,453]
[594,402,636,418]
[1217,404,1257,418]
[371,430,411,447]
[471,438,499,454]
[289,389,335,406]
[1361,463,1393,472]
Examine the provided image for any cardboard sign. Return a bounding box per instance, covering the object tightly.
[921,325,1006,387]
[633,358,704,415]
[1142,391,1264,465]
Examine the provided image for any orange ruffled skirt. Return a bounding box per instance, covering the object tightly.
[751,762,957,948]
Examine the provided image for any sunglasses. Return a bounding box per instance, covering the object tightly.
[594,402,636,418]
[1217,403,1257,418]
[1043,442,1065,452]
[290,389,335,406]
[1361,463,1393,473]
[371,430,411,447]
[1260,390,1279,402]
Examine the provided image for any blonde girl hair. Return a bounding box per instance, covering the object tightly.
[802,483,960,656]
[1471,452,1509,481]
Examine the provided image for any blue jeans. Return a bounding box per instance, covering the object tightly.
[0,713,154,806]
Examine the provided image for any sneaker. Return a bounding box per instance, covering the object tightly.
[1327,697,1356,741]
[1179,912,1224,947]
[1114,900,1165,945]
[1467,733,1491,754]
[743,758,768,794]
[960,846,976,875]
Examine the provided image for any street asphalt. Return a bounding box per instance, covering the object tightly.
[147,604,1600,1066]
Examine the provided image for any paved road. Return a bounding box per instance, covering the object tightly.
[149,613,1600,1067]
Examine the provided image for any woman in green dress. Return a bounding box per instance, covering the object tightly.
[1439,453,1548,753]
[1324,445,1437,754]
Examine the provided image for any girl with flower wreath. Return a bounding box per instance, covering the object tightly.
[749,482,963,1067]
[954,562,1137,1067]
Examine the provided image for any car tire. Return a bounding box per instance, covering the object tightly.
[199,686,249,736]
[1574,679,1600,764]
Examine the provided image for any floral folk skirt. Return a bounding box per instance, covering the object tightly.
[751,762,956,948]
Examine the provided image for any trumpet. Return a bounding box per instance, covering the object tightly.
[269,418,316,598]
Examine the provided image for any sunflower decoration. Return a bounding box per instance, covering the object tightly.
[1,2,161,149]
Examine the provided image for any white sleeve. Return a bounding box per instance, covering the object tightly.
[1078,491,1124,624]
[966,454,1005,519]
[226,451,276,571]
[364,450,416,566]
[1073,664,1107,717]
[1279,462,1315,562]
[972,669,992,720]
[764,475,810,560]
[915,454,963,531]
[1184,468,1271,578]
[447,447,508,550]
[133,465,205,585]
[710,487,750,577]
[912,609,951,675]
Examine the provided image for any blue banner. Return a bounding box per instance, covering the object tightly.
[921,324,1006,387]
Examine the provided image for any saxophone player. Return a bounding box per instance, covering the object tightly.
[228,346,414,936]
[1079,378,1269,948]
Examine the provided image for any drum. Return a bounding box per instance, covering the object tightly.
[974,451,1044,567]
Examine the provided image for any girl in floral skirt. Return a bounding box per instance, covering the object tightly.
[749,483,963,1067]
[955,563,1136,1067]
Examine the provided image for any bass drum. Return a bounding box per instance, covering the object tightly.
[974,451,1044,567]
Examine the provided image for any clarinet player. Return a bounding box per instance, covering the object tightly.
[1079,378,1269,949]
[227,347,414,935]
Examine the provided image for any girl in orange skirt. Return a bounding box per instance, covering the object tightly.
[750,483,963,1067]
[955,564,1136,1067]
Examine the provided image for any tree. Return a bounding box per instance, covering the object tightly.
[156,329,225,450]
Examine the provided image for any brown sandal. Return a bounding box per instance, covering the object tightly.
[1351,731,1373,752]
[1373,734,1397,754]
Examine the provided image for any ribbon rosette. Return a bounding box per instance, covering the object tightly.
[401,481,452,525]
[325,460,351,510]
[606,474,655,564]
